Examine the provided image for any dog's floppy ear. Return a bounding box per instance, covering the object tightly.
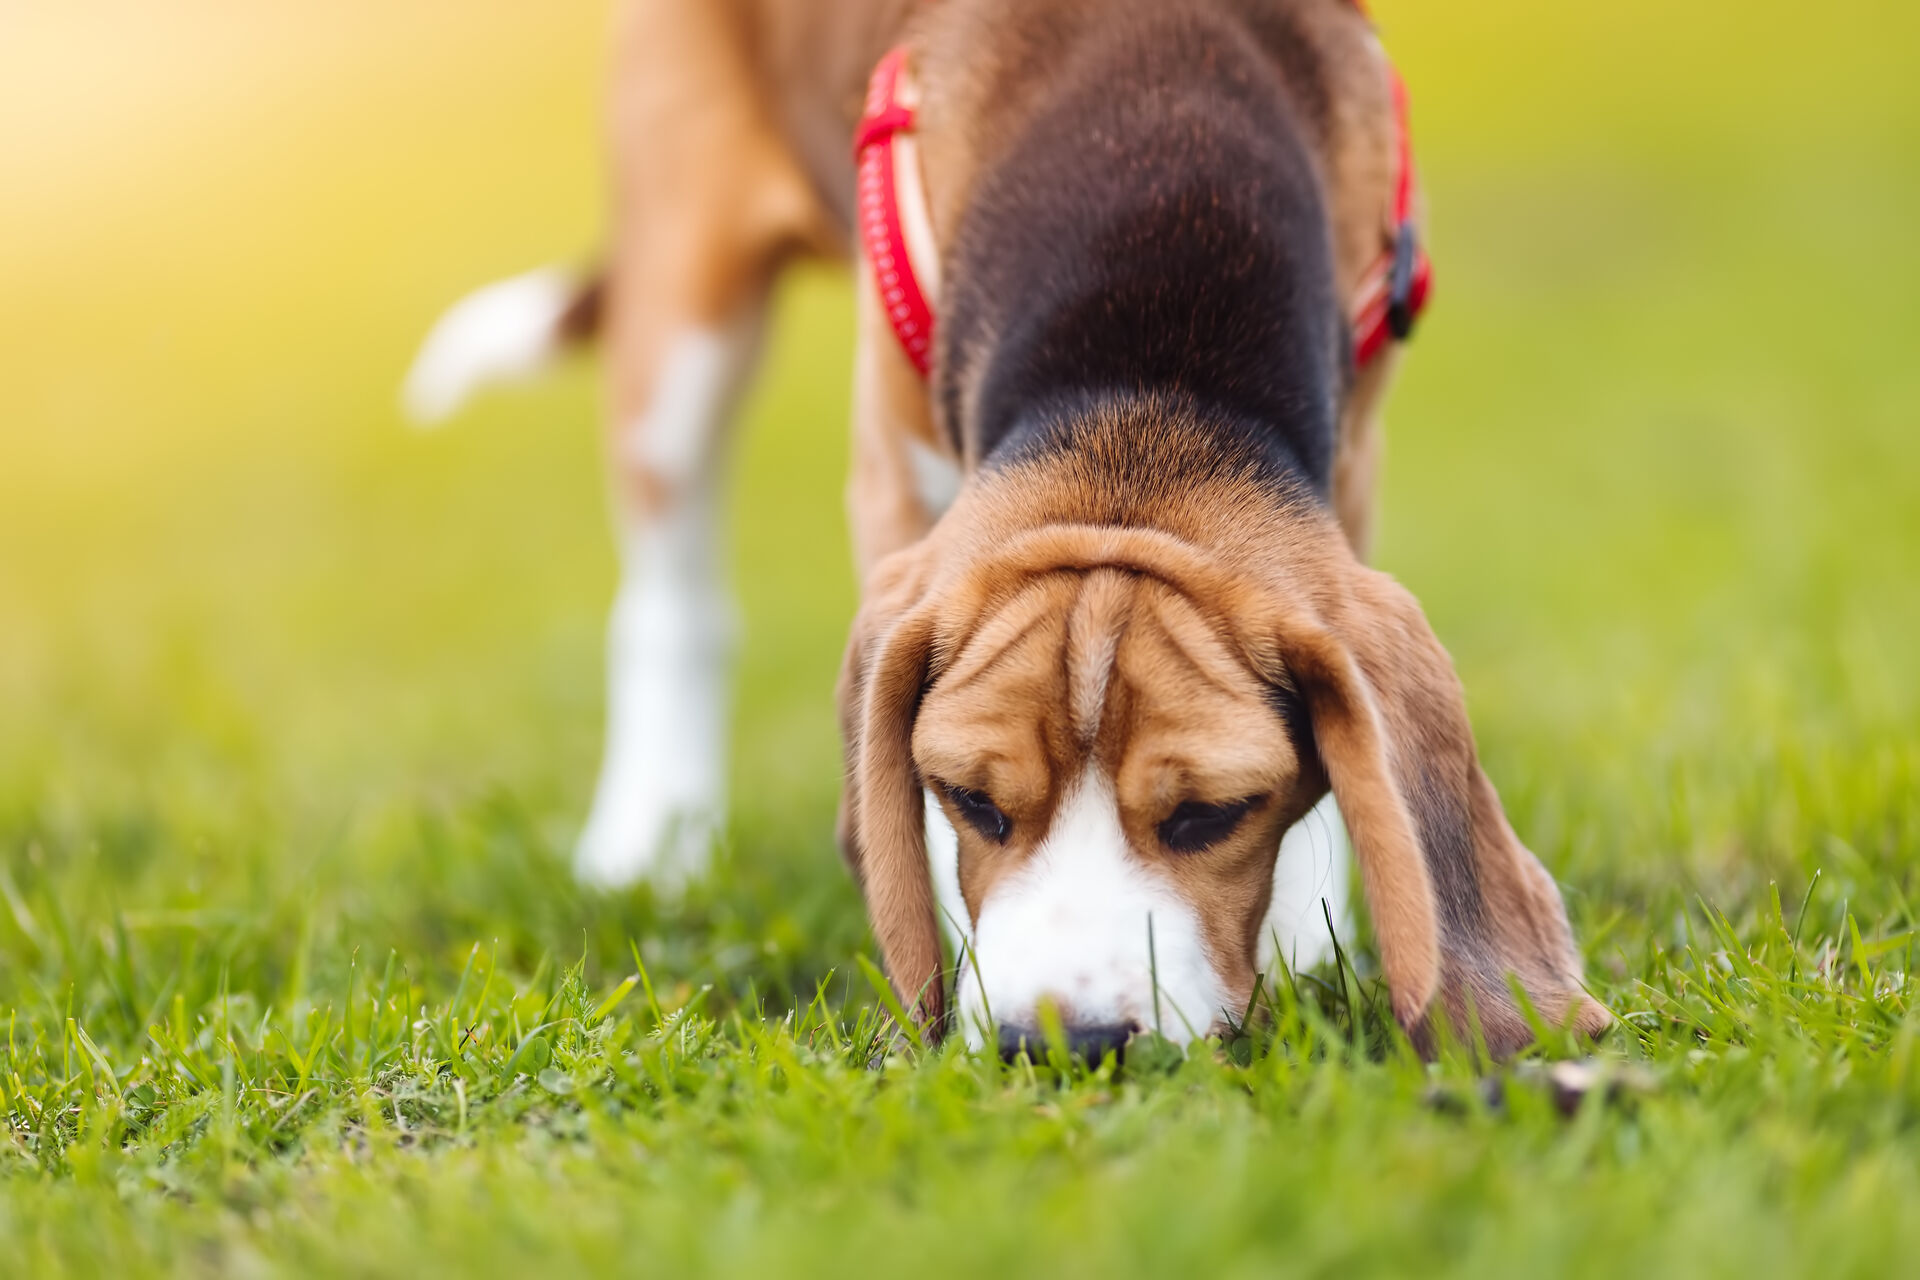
[835,543,948,1035]
[1264,556,1610,1057]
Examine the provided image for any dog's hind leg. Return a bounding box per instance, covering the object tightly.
[574,0,836,889]
[576,309,762,890]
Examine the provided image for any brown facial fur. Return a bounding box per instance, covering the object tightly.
[907,569,1324,1019]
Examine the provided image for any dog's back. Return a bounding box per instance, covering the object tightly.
[928,0,1349,492]
[729,0,1400,498]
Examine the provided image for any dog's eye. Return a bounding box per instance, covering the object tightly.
[942,784,1011,843]
[1159,797,1259,853]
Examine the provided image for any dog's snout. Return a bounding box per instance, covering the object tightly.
[997,1020,1141,1064]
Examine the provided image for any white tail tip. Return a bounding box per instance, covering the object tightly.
[402,268,577,426]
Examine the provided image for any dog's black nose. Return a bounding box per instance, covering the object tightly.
[997,1021,1140,1064]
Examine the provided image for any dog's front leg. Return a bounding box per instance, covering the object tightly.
[844,258,956,579]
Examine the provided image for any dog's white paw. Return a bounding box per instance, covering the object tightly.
[572,555,733,891]
[572,661,727,889]
[574,783,723,891]
[571,650,729,889]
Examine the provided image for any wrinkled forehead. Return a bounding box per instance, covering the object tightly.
[911,568,1296,798]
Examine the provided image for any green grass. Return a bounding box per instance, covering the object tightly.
[3,0,1918,1274]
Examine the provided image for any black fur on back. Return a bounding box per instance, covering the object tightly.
[935,1,1348,498]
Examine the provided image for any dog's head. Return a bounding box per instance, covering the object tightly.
[838,410,1607,1058]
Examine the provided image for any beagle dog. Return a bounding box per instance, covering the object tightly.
[406,0,1608,1057]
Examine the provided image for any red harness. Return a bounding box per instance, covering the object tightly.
[854,47,938,376]
[854,23,1432,380]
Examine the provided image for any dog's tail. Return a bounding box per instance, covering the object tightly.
[401,267,604,427]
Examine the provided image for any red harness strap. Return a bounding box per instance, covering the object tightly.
[854,47,936,376]
[1348,61,1434,367]
[854,27,1431,379]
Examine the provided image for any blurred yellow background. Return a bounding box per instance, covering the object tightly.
[2,0,1915,920]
